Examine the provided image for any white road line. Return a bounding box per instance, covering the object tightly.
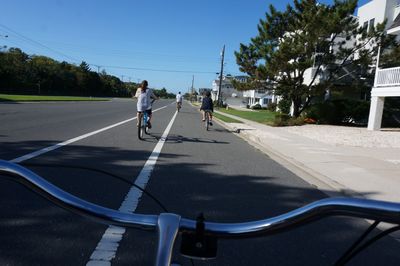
[86,110,178,266]
[10,105,168,163]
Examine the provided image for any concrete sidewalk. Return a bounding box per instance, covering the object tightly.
[214,110,400,203]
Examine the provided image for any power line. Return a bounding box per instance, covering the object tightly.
[0,24,238,76]
[0,24,80,62]
[32,39,219,61]
[90,64,216,74]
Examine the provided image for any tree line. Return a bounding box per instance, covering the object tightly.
[0,47,176,98]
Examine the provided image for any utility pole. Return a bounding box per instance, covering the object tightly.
[190,75,195,102]
[217,45,225,106]
[191,75,194,93]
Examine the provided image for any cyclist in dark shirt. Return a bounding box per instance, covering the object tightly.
[200,91,214,126]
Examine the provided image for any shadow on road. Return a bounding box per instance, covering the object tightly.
[0,141,398,266]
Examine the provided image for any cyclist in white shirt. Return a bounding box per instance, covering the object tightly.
[176,91,183,110]
[134,80,158,128]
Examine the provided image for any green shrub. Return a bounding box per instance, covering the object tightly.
[273,114,304,126]
[273,113,290,126]
[305,99,370,125]
[278,98,291,114]
[287,117,305,126]
[267,102,277,112]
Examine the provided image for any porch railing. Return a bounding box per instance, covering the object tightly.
[375,66,400,87]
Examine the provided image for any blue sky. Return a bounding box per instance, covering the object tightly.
[0,0,370,94]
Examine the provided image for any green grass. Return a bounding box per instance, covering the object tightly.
[213,112,243,123]
[217,107,277,125]
[0,94,109,102]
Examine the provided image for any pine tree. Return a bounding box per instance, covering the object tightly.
[234,0,391,117]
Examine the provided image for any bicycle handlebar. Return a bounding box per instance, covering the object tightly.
[0,160,158,229]
[1,159,400,266]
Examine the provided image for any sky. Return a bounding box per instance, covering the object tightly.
[0,0,371,94]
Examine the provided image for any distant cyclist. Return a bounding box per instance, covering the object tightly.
[134,80,158,128]
[176,91,183,110]
[200,91,213,126]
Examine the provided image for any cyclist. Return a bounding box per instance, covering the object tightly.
[134,80,158,128]
[176,91,183,110]
[200,91,213,126]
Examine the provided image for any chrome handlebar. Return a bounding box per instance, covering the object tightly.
[1,159,400,266]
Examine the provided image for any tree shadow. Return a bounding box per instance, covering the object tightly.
[0,143,398,266]
[164,134,229,144]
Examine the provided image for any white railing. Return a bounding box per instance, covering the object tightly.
[375,66,400,87]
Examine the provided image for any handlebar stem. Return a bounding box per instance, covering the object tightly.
[156,213,181,266]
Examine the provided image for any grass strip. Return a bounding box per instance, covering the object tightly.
[213,112,243,123]
[217,107,277,125]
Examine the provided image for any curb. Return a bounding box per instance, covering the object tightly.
[213,113,365,199]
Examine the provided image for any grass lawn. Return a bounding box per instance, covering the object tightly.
[213,112,243,123]
[0,94,109,102]
[217,107,277,125]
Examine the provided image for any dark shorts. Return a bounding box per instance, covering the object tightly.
[139,109,152,115]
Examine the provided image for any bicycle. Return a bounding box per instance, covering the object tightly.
[137,111,149,140]
[204,110,212,131]
[137,99,156,140]
[176,102,182,112]
[1,160,400,266]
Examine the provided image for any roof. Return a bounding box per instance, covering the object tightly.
[387,13,400,34]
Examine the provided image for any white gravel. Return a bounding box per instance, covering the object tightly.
[282,125,400,148]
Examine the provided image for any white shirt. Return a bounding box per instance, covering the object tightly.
[136,88,156,111]
[176,93,183,103]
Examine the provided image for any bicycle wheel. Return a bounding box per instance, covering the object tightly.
[137,113,143,140]
[141,114,146,137]
[144,114,149,135]
[205,111,209,131]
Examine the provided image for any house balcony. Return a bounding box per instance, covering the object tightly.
[371,66,400,97]
[243,89,272,98]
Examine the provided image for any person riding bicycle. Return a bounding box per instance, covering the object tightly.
[200,91,213,126]
[134,80,158,128]
[176,91,183,109]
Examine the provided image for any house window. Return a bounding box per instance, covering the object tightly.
[369,18,375,31]
[363,21,368,32]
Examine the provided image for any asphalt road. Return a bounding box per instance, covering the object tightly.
[0,99,399,265]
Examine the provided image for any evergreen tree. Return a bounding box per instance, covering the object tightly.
[234,0,392,117]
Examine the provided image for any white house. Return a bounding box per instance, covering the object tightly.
[221,75,276,108]
[212,75,246,106]
[242,89,276,108]
[360,0,400,130]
